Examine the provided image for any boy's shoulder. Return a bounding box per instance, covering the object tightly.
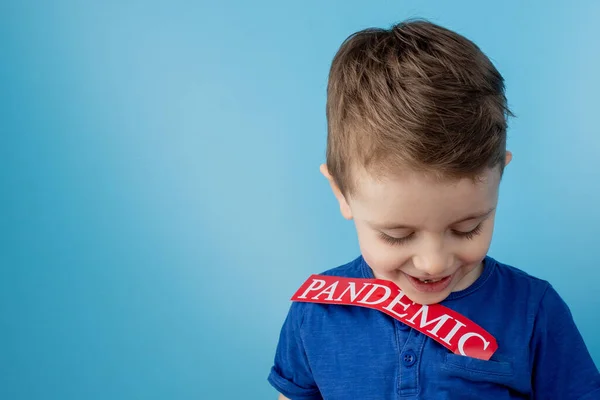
[491,257,552,295]
[318,255,367,279]
[287,256,367,323]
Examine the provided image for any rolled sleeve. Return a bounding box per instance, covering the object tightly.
[268,302,323,400]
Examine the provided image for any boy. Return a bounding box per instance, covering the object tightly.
[268,20,600,399]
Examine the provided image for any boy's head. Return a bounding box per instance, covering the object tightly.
[322,19,513,305]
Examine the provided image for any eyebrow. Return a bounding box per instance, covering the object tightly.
[374,207,497,230]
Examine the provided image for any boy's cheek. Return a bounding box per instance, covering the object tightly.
[358,234,410,273]
[455,233,494,267]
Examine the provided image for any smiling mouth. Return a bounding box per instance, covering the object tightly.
[404,273,454,293]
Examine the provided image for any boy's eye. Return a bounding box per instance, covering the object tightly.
[379,232,415,245]
[452,223,483,240]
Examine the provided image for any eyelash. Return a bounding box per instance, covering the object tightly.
[457,224,483,240]
[379,232,414,246]
[379,224,483,245]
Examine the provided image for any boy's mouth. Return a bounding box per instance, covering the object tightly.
[404,272,453,293]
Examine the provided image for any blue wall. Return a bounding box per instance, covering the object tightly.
[1,1,599,398]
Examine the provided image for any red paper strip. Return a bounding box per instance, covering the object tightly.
[291,274,497,361]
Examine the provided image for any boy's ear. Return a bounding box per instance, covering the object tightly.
[320,164,353,220]
[505,151,513,166]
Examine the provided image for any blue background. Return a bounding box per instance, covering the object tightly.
[1,1,599,398]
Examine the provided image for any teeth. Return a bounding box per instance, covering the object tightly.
[419,278,442,283]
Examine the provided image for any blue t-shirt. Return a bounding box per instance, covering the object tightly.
[268,256,600,399]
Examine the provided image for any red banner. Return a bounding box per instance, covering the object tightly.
[291,274,497,361]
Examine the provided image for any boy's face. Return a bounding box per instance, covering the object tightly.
[322,155,510,305]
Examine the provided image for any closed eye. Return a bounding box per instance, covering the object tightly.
[452,223,483,240]
[379,232,414,245]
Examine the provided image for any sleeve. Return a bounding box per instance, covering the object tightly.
[267,302,323,400]
[530,285,600,399]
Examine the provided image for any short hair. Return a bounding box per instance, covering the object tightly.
[325,19,512,195]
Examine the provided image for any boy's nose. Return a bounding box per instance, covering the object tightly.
[412,252,452,277]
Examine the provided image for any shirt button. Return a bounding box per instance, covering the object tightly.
[402,350,417,367]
